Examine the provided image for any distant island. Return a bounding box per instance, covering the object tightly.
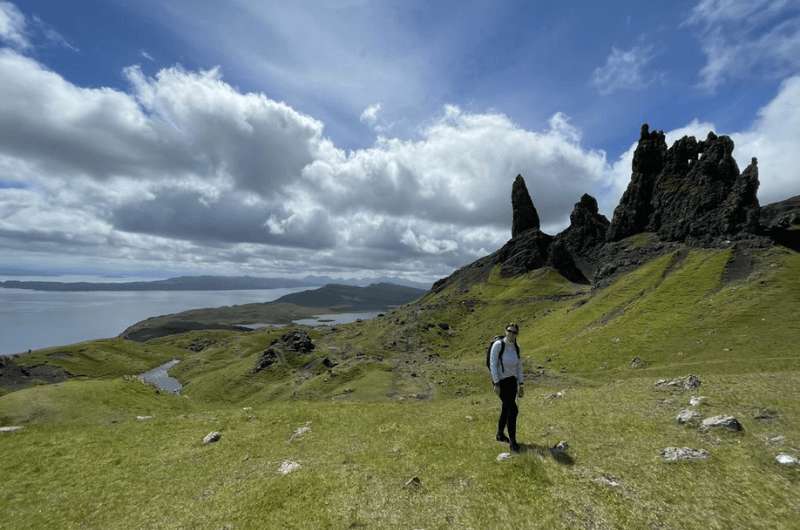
[120,282,428,341]
[0,275,431,292]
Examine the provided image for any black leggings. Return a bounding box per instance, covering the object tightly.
[497,376,518,442]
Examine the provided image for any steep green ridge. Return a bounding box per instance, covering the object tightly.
[1,241,799,528]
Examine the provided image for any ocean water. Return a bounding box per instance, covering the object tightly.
[0,286,316,356]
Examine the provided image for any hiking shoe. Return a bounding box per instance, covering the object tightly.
[496,433,510,443]
[509,441,521,453]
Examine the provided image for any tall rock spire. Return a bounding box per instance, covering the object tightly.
[511,174,540,237]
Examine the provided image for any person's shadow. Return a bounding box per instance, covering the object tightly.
[515,443,575,465]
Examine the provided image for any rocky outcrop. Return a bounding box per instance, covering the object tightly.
[608,124,667,241]
[608,126,761,244]
[760,195,800,251]
[511,174,540,237]
[252,330,315,373]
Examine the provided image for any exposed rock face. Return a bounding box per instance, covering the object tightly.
[661,447,709,462]
[700,415,743,431]
[561,194,610,255]
[760,195,800,251]
[608,125,761,244]
[511,174,540,237]
[607,124,667,241]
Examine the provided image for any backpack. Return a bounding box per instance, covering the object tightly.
[485,336,521,373]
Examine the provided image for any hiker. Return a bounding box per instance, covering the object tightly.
[490,322,524,452]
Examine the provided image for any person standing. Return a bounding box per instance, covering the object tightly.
[490,322,524,452]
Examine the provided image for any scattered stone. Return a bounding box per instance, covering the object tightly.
[754,408,778,420]
[321,357,337,369]
[655,374,701,390]
[278,460,301,475]
[242,406,252,411]
[404,476,422,489]
[288,422,311,442]
[136,415,154,421]
[689,396,706,407]
[767,435,785,445]
[0,426,23,433]
[629,356,645,368]
[593,474,621,488]
[437,322,450,330]
[203,431,222,445]
[676,409,701,424]
[546,391,565,400]
[661,447,710,462]
[465,415,474,421]
[775,453,798,466]
[496,452,512,462]
[552,441,569,452]
[701,415,743,432]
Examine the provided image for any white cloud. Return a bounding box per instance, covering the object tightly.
[1,46,799,282]
[359,102,382,126]
[591,44,656,95]
[140,50,155,61]
[0,1,28,49]
[686,0,800,91]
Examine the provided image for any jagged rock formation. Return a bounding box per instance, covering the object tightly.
[430,123,793,294]
[608,125,761,244]
[553,194,610,278]
[511,174,540,237]
[607,125,667,241]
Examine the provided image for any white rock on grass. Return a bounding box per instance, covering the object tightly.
[661,447,710,462]
[203,431,222,444]
[689,396,706,407]
[701,415,743,431]
[676,409,701,424]
[593,474,621,487]
[288,422,311,442]
[776,453,797,466]
[0,426,23,433]
[497,452,512,462]
[136,415,154,421]
[278,460,301,475]
[655,375,701,390]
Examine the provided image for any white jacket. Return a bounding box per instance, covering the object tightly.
[489,339,523,385]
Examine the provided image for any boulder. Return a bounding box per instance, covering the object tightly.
[0,426,24,433]
[278,460,301,475]
[689,396,706,407]
[496,452,512,462]
[701,415,743,431]
[403,476,422,488]
[676,409,701,424]
[203,431,221,444]
[655,374,701,390]
[279,330,315,354]
[629,356,645,369]
[661,447,709,462]
[775,453,797,466]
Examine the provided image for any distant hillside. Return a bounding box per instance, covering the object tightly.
[272,282,426,310]
[119,282,426,341]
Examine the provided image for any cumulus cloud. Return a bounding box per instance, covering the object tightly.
[591,44,657,95]
[686,0,800,91]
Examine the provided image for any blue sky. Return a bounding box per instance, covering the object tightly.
[1,0,799,282]
[15,0,787,152]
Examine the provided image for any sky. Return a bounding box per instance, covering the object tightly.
[1,0,799,284]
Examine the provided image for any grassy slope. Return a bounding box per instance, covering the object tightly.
[1,243,799,528]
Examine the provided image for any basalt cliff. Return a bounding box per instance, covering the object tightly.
[432,124,799,292]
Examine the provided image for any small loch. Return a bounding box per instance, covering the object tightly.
[138,359,182,394]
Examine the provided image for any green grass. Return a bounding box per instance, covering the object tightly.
[1,244,799,528]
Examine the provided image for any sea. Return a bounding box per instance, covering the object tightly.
[0,282,319,356]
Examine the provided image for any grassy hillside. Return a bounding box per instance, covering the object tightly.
[1,240,799,528]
